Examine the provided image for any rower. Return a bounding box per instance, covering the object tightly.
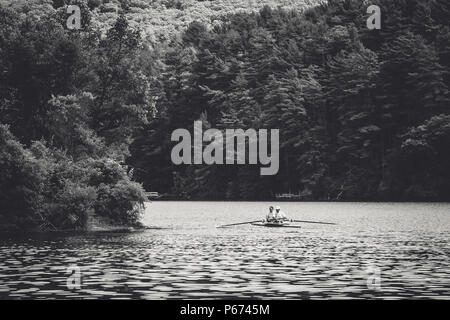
[274,206,287,221]
[266,206,275,222]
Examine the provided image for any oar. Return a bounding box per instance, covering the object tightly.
[217,220,262,228]
[291,219,336,225]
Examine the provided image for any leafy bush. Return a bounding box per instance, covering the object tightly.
[88,158,146,224]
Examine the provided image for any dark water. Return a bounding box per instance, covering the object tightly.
[0,202,449,299]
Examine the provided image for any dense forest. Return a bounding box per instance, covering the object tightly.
[0,0,449,229]
[128,0,450,201]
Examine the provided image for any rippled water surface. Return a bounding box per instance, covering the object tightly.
[1,202,449,299]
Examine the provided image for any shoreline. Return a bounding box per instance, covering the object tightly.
[146,199,450,203]
[0,224,153,235]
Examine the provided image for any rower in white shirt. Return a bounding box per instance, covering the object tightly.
[274,206,287,221]
[266,206,275,222]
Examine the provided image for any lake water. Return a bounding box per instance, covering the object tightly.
[0,202,449,299]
